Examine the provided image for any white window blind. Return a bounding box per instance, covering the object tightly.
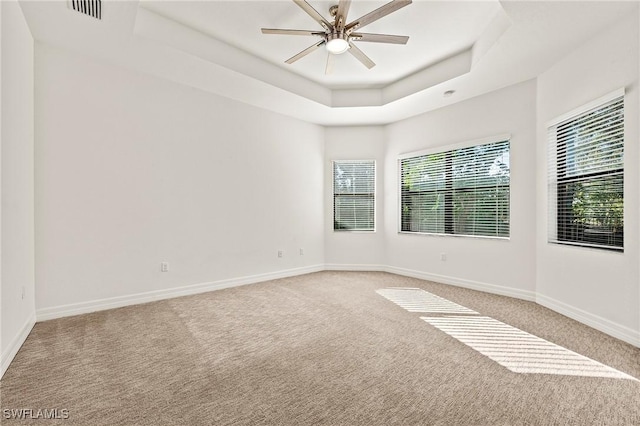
[548,92,624,250]
[333,160,375,231]
[400,139,510,238]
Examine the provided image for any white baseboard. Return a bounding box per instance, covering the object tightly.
[384,265,537,302]
[36,264,324,322]
[29,263,639,352]
[536,293,640,348]
[1,312,36,380]
[324,263,387,272]
[326,265,640,348]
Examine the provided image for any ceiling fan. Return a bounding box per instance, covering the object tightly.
[261,0,412,74]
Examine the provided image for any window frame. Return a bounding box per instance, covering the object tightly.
[547,88,625,252]
[332,160,376,232]
[397,134,511,240]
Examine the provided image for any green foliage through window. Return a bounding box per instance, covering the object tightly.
[549,94,624,250]
[333,161,375,231]
[400,139,510,238]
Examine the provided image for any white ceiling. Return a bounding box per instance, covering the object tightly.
[139,0,502,89]
[19,1,639,126]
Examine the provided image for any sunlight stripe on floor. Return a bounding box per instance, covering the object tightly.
[376,287,637,381]
[376,288,478,314]
[421,316,637,380]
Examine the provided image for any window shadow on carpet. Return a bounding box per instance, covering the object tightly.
[376,287,637,381]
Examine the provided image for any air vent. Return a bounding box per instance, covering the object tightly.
[69,0,101,20]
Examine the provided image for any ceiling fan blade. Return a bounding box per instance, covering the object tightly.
[262,28,325,37]
[285,40,326,64]
[335,0,351,31]
[345,0,411,33]
[350,33,409,44]
[325,53,335,75]
[347,42,375,69]
[293,0,332,31]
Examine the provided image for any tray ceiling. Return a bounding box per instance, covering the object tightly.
[19,1,638,125]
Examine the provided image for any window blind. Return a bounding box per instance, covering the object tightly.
[400,139,510,238]
[548,94,624,250]
[333,160,375,231]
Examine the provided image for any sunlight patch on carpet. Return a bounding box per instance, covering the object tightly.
[377,287,637,381]
[422,316,637,380]
[376,288,478,314]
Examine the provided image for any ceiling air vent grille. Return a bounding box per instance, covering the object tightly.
[70,0,102,20]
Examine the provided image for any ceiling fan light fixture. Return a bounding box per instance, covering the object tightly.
[262,0,413,69]
[326,36,349,54]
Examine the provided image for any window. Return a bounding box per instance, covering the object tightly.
[333,160,375,231]
[400,138,510,238]
[548,90,624,250]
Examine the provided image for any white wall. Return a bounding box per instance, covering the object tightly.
[324,126,386,268]
[1,1,36,378]
[0,7,634,382]
[383,80,538,300]
[1,0,3,376]
[536,12,640,345]
[34,44,325,318]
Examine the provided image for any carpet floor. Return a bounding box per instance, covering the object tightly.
[1,271,639,425]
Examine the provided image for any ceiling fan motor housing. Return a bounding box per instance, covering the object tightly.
[326,30,350,54]
[261,0,412,69]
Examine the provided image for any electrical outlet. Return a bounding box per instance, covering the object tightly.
[161,262,169,272]
[299,248,304,256]
[440,253,447,261]
[277,250,284,258]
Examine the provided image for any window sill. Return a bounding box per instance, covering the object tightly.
[548,240,624,253]
[334,230,376,234]
[398,231,510,242]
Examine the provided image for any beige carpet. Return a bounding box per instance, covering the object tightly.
[1,271,639,425]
